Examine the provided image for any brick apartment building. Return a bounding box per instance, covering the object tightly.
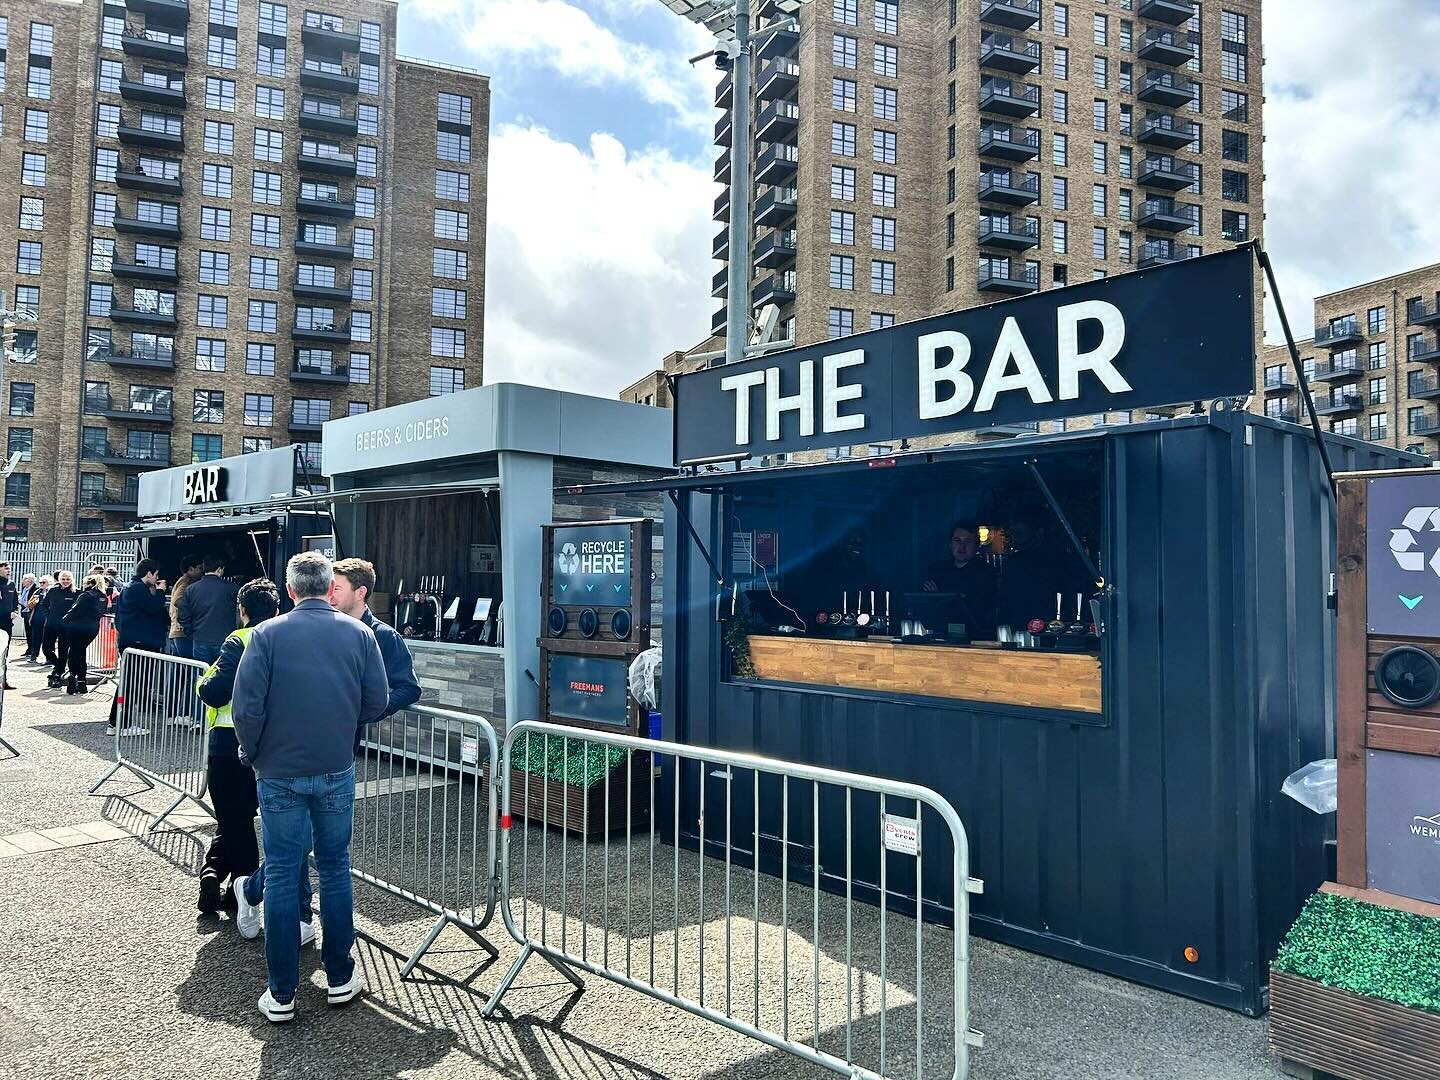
[0,0,488,538]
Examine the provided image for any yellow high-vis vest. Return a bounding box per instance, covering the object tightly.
[197,626,254,731]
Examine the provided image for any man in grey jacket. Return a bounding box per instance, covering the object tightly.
[231,552,389,1024]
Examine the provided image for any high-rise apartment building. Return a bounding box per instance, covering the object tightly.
[708,0,1262,348]
[0,0,488,539]
[1256,263,1440,457]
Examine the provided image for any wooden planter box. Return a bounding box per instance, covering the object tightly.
[487,751,652,839]
[1270,970,1440,1080]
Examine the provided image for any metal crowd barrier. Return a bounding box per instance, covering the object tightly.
[354,706,501,976]
[86,615,120,684]
[0,631,14,759]
[484,720,985,1080]
[90,648,211,831]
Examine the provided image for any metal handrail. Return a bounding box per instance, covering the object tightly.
[980,79,1041,103]
[980,36,1041,59]
[980,216,1040,238]
[979,172,1041,194]
[980,126,1040,148]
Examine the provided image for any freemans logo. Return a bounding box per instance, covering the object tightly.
[1412,813,1440,839]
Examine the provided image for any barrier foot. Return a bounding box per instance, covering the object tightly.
[0,735,17,760]
[399,916,450,980]
[89,759,151,796]
[538,947,585,991]
[482,943,533,1018]
[147,791,189,833]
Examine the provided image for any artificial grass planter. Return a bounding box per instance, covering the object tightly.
[509,731,628,788]
[1272,891,1440,1014]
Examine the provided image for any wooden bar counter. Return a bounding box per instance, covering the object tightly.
[747,635,1102,714]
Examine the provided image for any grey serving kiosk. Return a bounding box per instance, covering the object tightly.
[573,249,1424,1015]
[320,382,672,728]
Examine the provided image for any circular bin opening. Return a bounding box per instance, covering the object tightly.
[1375,645,1440,709]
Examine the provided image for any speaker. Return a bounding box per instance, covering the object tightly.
[578,608,599,639]
[611,609,632,641]
[547,606,567,637]
[1375,645,1440,709]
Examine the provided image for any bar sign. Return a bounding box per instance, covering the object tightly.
[883,814,919,856]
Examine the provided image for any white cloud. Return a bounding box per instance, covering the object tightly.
[1261,0,1440,339]
[481,124,716,396]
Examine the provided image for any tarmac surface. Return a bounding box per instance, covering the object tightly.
[0,641,1289,1080]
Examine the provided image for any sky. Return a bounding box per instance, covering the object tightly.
[396,0,1440,399]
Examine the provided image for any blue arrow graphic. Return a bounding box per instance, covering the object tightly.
[559,583,567,592]
[1401,594,1424,610]
[614,583,623,592]
[586,584,595,592]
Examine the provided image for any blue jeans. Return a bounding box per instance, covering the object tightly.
[255,768,357,1003]
[243,847,315,922]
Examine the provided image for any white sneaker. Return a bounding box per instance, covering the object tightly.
[327,967,363,1006]
[299,920,316,948]
[119,725,149,737]
[104,725,117,737]
[258,989,295,1023]
[233,876,261,940]
[167,714,191,727]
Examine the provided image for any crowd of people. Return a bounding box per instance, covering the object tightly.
[5,551,423,1021]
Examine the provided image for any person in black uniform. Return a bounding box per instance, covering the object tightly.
[60,574,109,694]
[920,520,998,640]
[43,571,77,688]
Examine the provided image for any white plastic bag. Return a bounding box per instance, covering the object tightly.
[1281,758,1337,815]
[629,647,662,710]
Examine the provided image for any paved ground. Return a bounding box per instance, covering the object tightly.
[0,643,1288,1080]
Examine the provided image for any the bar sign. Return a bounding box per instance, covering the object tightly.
[883,814,920,856]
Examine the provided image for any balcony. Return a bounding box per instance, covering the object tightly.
[976,421,1041,438]
[113,213,181,238]
[109,303,177,327]
[110,258,178,283]
[302,20,361,53]
[979,172,1040,206]
[755,28,799,63]
[714,190,730,223]
[756,59,799,101]
[754,229,797,269]
[117,120,183,151]
[80,487,142,513]
[1136,239,1184,268]
[715,70,732,109]
[978,262,1039,295]
[1314,394,1363,417]
[299,104,359,136]
[294,236,356,259]
[714,111,732,147]
[295,191,355,218]
[1314,321,1365,348]
[755,142,798,184]
[125,0,190,21]
[1411,412,1440,438]
[752,272,797,309]
[980,0,1041,30]
[289,411,331,433]
[90,346,175,370]
[1263,370,1297,393]
[1408,298,1440,327]
[1138,0,1196,24]
[756,100,799,141]
[1409,375,1440,400]
[979,79,1041,118]
[713,229,729,260]
[1137,70,1198,108]
[1311,360,1362,383]
[1138,155,1195,191]
[80,445,171,469]
[979,217,1040,251]
[979,126,1040,161]
[291,361,351,385]
[298,149,357,176]
[293,278,351,302]
[291,321,352,344]
[1137,28,1197,67]
[1138,115,1197,149]
[120,25,188,63]
[118,78,186,107]
[301,59,360,94]
[1410,337,1440,363]
[714,150,730,184]
[755,186,798,228]
[1268,408,1301,425]
[1137,198,1197,232]
[980,36,1041,74]
[84,398,174,424]
[115,167,181,195]
[712,268,728,299]
[712,306,727,337]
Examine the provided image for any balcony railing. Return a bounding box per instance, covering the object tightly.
[1410,411,1440,437]
[79,486,142,510]
[1138,69,1198,106]
[980,0,1041,29]
[1263,369,1297,391]
[978,172,1041,204]
[977,261,1040,293]
[81,444,172,468]
[1137,27,1198,65]
[1407,297,1440,327]
[979,216,1040,249]
[979,35,1041,72]
[1408,374,1440,399]
[1311,359,1362,382]
[1139,114,1198,148]
[979,79,1041,116]
[1314,320,1364,347]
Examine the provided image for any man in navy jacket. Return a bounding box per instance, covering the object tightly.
[116,559,170,653]
[330,558,421,727]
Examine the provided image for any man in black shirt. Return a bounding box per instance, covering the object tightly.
[177,554,240,665]
[921,520,997,641]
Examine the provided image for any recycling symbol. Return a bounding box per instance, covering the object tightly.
[1389,506,1440,577]
[557,542,580,575]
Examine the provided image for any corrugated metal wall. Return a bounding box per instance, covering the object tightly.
[661,412,1419,1015]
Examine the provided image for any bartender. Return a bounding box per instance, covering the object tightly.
[921,520,997,640]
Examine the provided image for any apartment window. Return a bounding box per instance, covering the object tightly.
[199,120,232,155]
[1368,306,1388,336]
[873,130,897,164]
[1053,90,1067,123]
[351,311,371,343]
[437,92,472,127]
[19,197,44,231]
[5,475,30,508]
[359,20,380,54]
[8,429,32,464]
[1093,56,1108,88]
[250,214,280,247]
[1223,129,1249,162]
[357,104,379,137]
[349,352,371,385]
[430,328,465,358]
[871,313,896,330]
[833,34,858,68]
[1093,99,1107,132]
[830,210,855,245]
[253,85,285,120]
[1221,210,1249,242]
[88,283,113,315]
[297,264,335,289]
[870,260,896,295]
[831,122,857,156]
[1092,141,1107,174]
[192,390,224,425]
[301,222,338,247]
[97,104,121,139]
[432,288,467,319]
[354,187,376,218]
[210,0,238,26]
[1119,146,1132,179]
[1409,334,1427,361]
[433,249,468,280]
[947,169,956,203]
[257,44,286,77]
[192,435,223,463]
[828,308,854,339]
[199,206,231,241]
[197,295,228,328]
[254,128,282,162]
[872,172,897,208]
[246,343,276,376]
[833,0,858,25]
[207,35,237,69]
[874,43,898,78]
[1221,169,1249,202]
[1054,47,1068,79]
[244,437,272,454]
[90,147,121,187]
[245,256,277,290]
[1092,227,1107,259]
[1052,176,1068,210]
[830,255,855,290]
[359,62,380,96]
[1053,133,1068,166]
[27,66,51,101]
[1092,184,1107,216]
[198,163,230,198]
[832,77,857,112]
[1221,89,1249,122]
[198,250,229,284]
[1094,13,1107,44]
[201,77,235,113]
[1369,342,1387,369]
[238,393,273,428]
[1367,376,1387,409]
[428,208,468,243]
[102,14,124,49]
[1330,419,1358,438]
[9,385,35,417]
[354,228,373,259]
[436,170,469,202]
[16,242,42,276]
[429,367,464,397]
[13,287,39,318]
[29,21,54,58]
[1118,231,1132,263]
[875,0,898,32]
[195,338,227,372]
[871,217,896,251]
[1118,103,1133,136]
[351,269,373,302]
[948,82,955,116]
[1116,188,1133,222]
[946,259,956,291]
[436,131,468,164]
[873,86,898,122]
[1370,413,1388,441]
[259,2,287,35]
[24,108,48,143]
[1053,3,1068,36]
[1052,219,1067,254]
[1119,20,1133,51]
[247,301,278,333]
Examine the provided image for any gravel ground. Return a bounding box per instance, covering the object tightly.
[0,643,1287,1080]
